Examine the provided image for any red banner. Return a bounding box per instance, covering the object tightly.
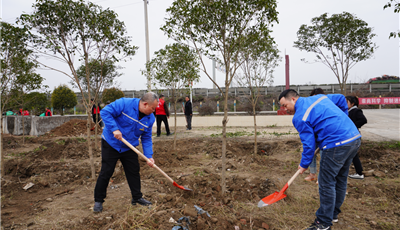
[359,97,400,105]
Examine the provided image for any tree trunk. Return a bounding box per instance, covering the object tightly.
[253,112,257,155]
[221,86,229,196]
[95,113,98,150]
[87,113,95,179]
[173,99,177,150]
[1,114,4,177]
[22,115,25,145]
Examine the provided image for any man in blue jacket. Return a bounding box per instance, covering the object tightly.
[93,92,159,212]
[279,89,361,230]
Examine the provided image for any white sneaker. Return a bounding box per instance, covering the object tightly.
[348,173,364,179]
[332,218,338,223]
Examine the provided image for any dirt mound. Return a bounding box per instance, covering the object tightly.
[48,119,101,137]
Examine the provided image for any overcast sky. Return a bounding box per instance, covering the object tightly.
[1,0,399,92]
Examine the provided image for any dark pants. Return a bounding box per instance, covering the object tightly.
[316,138,361,226]
[156,115,170,136]
[352,153,363,175]
[92,114,104,127]
[94,139,142,203]
[186,115,192,130]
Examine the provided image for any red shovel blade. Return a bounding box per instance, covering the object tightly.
[258,183,289,207]
[173,181,192,191]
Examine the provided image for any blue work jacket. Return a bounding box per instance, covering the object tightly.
[293,94,361,168]
[101,98,155,158]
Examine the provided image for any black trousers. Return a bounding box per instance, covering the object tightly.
[352,153,363,175]
[186,115,192,130]
[156,115,170,136]
[92,114,104,127]
[94,139,142,203]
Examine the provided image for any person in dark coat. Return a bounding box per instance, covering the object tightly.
[184,96,192,130]
[346,96,367,180]
[91,99,104,127]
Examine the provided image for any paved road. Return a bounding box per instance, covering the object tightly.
[361,109,400,141]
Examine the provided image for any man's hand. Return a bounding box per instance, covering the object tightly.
[113,130,122,140]
[147,158,155,167]
[298,165,307,174]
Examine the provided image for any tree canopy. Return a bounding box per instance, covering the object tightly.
[294,12,377,94]
[384,0,400,38]
[102,87,124,103]
[51,85,77,115]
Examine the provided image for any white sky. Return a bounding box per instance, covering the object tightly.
[1,0,399,92]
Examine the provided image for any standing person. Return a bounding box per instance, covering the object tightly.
[93,92,158,212]
[305,88,326,182]
[346,96,367,180]
[45,107,52,116]
[184,96,192,130]
[91,99,104,128]
[155,94,172,137]
[279,89,361,230]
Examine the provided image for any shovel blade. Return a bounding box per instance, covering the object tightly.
[173,181,192,191]
[258,191,287,207]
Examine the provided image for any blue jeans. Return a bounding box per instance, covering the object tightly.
[316,138,361,226]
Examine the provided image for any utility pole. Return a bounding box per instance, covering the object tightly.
[143,0,151,92]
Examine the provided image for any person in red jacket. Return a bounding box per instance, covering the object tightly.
[155,94,172,137]
[45,107,52,116]
[91,99,103,127]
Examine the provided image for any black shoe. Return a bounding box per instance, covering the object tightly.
[305,219,331,230]
[132,197,152,206]
[93,202,103,213]
[166,132,174,136]
[186,128,190,130]
[156,135,160,137]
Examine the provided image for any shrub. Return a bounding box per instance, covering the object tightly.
[198,103,215,116]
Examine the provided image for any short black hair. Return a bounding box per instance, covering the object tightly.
[159,94,164,98]
[345,96,359,107]
[279,89,299,101]
[310,88,325,96]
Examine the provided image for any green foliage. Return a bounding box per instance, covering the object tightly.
[24,92,50,115]
[51,85,77,115]
[144,43,200,98]
[384,0,400,38]
[72,59,122,98]
[102,87,124,103]
[294,12,377,94]
[1,22,45,112]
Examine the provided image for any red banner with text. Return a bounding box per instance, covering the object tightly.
[359,97,400,105]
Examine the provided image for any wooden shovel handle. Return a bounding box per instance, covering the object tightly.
[288,147,320,186]
[120,138,174,184]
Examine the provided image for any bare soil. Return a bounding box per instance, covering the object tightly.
[1,124,399,230]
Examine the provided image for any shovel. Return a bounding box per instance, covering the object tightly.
[120,137,192,191]
[258,148,320,207]
[91,119,103,131]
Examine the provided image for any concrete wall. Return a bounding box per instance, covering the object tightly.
[3,115,87,136]
[2,113,293,136]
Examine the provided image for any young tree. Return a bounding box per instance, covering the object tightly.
[19,0,137,179]
[144,43,200,149]
[234,42,280,155]
[102,87,125,103]
[384,0,400,38]
[51,85,78,115]
[162,0,278,195]
[72,59,123,101]
[294,12,377,94]
[0,22,44,176]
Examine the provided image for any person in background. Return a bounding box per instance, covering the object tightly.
[93,92,158,213]
[45,107,52,116]
[305,88,325,183]
[184,96,192,130]
[91,99,104,127]
[155,94,172,137]
[346,96,367,180]
[279,89,361,230]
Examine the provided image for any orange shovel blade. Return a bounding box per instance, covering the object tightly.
[258,183,289,207]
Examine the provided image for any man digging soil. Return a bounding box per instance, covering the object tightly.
[93,92,158,212]
[279,89,361,230]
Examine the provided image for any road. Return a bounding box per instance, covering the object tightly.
[361,109,400,141]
